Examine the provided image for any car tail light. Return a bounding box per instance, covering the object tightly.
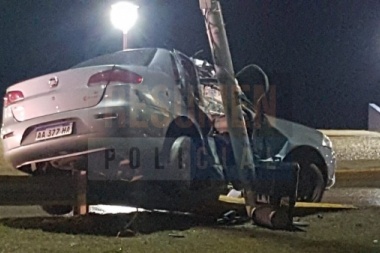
[4,91,24,107]
[87,68,143,87]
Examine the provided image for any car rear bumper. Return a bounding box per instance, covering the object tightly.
[2,103,138,169]
[5,132,114,169]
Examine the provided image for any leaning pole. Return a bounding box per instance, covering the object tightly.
[199,0,257,212]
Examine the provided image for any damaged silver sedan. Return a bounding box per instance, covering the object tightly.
[1,48,335,215]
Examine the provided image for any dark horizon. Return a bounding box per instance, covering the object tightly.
[1,0,379,129]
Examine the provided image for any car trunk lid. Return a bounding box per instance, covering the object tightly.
[6,66,115,122]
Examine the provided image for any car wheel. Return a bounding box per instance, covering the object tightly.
[41,205,72,215]
[164,136,200,190]
[297,163,325,202]
[30,163,74,215]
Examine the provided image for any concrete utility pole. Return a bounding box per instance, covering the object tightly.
[199,0,257,209]
[123,33,128,50]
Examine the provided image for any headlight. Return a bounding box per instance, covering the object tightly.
[322,135,333,148]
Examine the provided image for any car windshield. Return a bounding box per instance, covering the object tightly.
[72,48,158,69]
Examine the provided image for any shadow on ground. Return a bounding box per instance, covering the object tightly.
[0,211,216,237]
[0,207,352,238]
[1,209,379,253]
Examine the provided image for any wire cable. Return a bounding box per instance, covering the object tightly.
[236,64,270,94]
[236,64,271,114]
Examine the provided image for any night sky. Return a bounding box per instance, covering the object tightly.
[1,0,379,129]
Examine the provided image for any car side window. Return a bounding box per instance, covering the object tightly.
[170,54,180,84]
[179,57,197,86]
[176,53,200,100]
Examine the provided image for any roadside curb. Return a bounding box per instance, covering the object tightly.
[320,129,380,137]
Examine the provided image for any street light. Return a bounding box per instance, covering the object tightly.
[110,1,139,50]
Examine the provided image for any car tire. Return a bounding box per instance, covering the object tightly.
[297,163,325,202]
[164,136,204,190]
[41,205,72,215]
[30,164,74,215]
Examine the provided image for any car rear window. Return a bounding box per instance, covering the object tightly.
[72,48,158,69]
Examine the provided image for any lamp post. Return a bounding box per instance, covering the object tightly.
[110,1,139,50]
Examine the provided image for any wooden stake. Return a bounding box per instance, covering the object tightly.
[73,170,88,215]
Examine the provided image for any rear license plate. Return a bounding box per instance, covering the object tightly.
[35,122,73,141]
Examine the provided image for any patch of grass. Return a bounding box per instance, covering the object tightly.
[0,209,379,253]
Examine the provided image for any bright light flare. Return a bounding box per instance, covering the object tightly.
[110,2,139,34]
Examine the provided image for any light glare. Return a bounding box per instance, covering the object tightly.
[111,2,139,34]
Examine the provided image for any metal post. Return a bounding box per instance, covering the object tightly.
[199,0,257,210]
[123,33,128,50]
[73,170,88,215]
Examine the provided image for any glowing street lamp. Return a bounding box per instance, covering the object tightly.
[110,1,139,50]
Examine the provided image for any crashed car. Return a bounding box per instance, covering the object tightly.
[1,48,335,215]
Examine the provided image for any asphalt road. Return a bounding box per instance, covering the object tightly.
[323,188,380,207]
